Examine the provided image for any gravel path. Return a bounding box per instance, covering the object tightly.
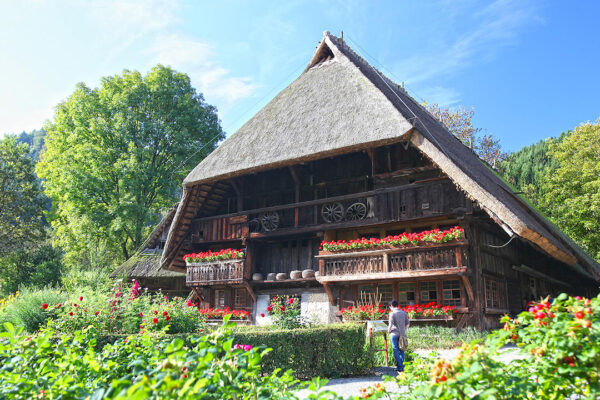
[295,345,523,399]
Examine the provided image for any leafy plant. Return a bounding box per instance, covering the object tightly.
[265,295,304,329]
[359,293,600,399]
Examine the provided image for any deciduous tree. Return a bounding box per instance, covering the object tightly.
[37,65,224,267]
[539,119,600,260]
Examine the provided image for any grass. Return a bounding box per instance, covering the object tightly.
[371,326,488,366]
[0,286,67,333]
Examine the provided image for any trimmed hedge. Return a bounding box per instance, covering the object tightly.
[231,323,374,379]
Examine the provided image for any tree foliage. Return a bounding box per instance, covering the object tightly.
[37,65,224,268]
[539,119,600,260]
[16,129,46,160]
[0,137,46,256]
[426,103,507,168]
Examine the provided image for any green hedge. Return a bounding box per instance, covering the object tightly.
[231,323,374,379]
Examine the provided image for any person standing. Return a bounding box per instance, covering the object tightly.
[387,300,410,372]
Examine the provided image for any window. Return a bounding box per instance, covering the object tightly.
[377,284,393,303]
[485,277,506,309]
[234,288,247,309]
[420,282,437,302]
[358,285,375,303]
[214,290,226,308]
[398,283,415,306]
[442,280,461,306]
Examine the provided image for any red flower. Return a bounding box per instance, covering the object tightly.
[42,303,48,309]
[266,306,272,312]
[288,298,294,304]
[56,303,62,308]
[575,311,585,319]
[280,306,285,312]
[186,300,193,307]
[163,311,168,316]
[152,318,158,324]
[260,313,265,317]
[69,311,74,316]
[153,310,158,315]
[79,296,83,301]
[95,311,100,316]
[166,316,171,321]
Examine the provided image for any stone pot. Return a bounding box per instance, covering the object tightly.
[252,273,264,281]
[275,272,288,281]
[301,269,315,278]
[266,273,277,281]
[290,270,302,279]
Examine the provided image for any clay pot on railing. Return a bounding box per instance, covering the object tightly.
[276,273,287,280]
[252,273,264,281]
[302,269,315,278]
[290,270,302,279]
[266,273,277,281]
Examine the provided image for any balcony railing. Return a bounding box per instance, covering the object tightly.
[315,241,468,283]
[186,259,247,286]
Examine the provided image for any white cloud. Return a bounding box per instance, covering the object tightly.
[413,86,462,107]
[393,0,539,84]
[90,0,255,105]
[149,34,256,105]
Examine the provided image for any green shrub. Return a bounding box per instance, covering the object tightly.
[232,323,375,379]
[0,319,308,399]
[0,286,67,333]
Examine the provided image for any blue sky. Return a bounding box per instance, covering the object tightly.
[1,0,599,152]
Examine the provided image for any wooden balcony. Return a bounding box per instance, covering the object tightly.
[186,259,248,286]
[315,241,468,283]
[188,180,466,242]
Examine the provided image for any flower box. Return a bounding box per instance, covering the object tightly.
[320,227,464,253]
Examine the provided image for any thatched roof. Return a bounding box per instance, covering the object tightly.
[163,31,600,281]
[113,205,184,280]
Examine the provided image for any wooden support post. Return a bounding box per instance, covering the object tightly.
[191,287,204,302]
[323,283,335,306]
[366,148,376,176]
[461,275,474,303]
[242,282,257,303]
[288,166,301,228]
[455,246,463,267]
[230,179,243,212]
[383,252,389,273]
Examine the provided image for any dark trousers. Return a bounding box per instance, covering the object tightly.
[390,334,405,371]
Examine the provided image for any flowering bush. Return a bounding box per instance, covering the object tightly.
[320,227,464,252]
[183,248,244,263]
[341,304,387,321]
[403,302,456,318]
[198,306,251,320]
[43,281,206,335]
[342,302,456,321]
[265,295,304,329]
[359,293,600,399]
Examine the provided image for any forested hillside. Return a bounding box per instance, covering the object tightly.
[499,133,566,204]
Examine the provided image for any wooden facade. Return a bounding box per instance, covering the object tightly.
[161,32,599,329]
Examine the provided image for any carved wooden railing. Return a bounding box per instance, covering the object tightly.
[315,241,468,283]
[186,259,247,286]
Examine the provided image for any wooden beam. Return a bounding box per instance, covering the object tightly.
[242,281,257,303]
[323,283,335,306]
[192,287,204,302]
[316,267,467,283]
[461,275,474,302]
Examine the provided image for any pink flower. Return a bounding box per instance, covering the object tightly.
[186,300,193,307]
[288,298,294,304]
[42,303,48,310]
